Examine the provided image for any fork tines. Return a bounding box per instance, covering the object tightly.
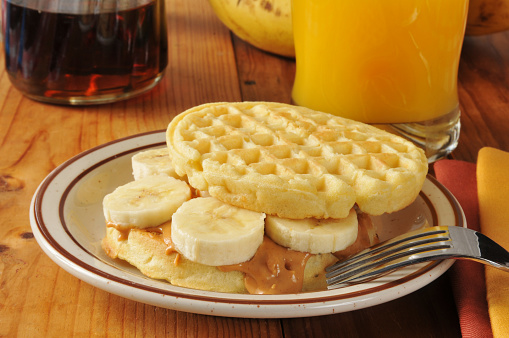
[326,226,453,289]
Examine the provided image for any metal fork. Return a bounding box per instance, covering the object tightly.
[326,225,509,289]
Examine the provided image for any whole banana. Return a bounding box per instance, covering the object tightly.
[466,0,509,35]
[208,0,294,57]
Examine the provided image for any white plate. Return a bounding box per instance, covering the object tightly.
[29,130,466,318]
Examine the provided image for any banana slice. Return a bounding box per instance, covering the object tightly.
[103,175,192,230]
[171,197,266,266]
[131,148,182,180]
[265,209,358,254]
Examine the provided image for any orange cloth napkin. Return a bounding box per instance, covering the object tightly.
[434,159,492,338]
[477,147,509,338]
[435,147,509,338]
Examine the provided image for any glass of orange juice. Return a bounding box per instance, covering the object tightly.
[291,0,468,162]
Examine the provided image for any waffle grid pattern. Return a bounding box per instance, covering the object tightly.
[167,102,428,219]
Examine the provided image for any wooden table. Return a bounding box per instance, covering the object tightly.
[1,0,508,336]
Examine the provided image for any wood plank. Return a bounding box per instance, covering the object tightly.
[164,0,242,115]
[280,270,460,338]
[232,35,296,104]
[455,31,509,162]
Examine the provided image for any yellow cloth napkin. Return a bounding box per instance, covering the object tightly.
[477,147,509,338]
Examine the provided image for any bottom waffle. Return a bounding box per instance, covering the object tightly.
[102,213,377,294]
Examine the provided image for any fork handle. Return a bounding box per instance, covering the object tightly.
[476,232,509,271]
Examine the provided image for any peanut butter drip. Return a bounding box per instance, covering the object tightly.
[159,221,179,255]
[218,236,311,295]
[333,212,378,260]
[106,222,133,240]
[107,221,179,256]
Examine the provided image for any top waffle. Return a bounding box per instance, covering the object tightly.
[166,102,428,219]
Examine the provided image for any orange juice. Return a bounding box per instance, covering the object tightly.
[291,0,468,124]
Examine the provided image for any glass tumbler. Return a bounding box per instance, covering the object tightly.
[291,0,469,162]
[2,0,168,105]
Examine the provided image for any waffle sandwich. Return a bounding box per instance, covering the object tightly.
[102,102,428,294]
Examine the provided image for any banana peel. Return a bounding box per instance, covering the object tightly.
[467,0,509,35]
[208,0,294,58]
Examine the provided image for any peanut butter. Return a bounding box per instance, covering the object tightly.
[333,212,377,260]
[106,212,376,295]
[218,236,311,294]
[106,222,133,240]
[159,221,179,255]
[146,222,311,293]
[107,221,179,256]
